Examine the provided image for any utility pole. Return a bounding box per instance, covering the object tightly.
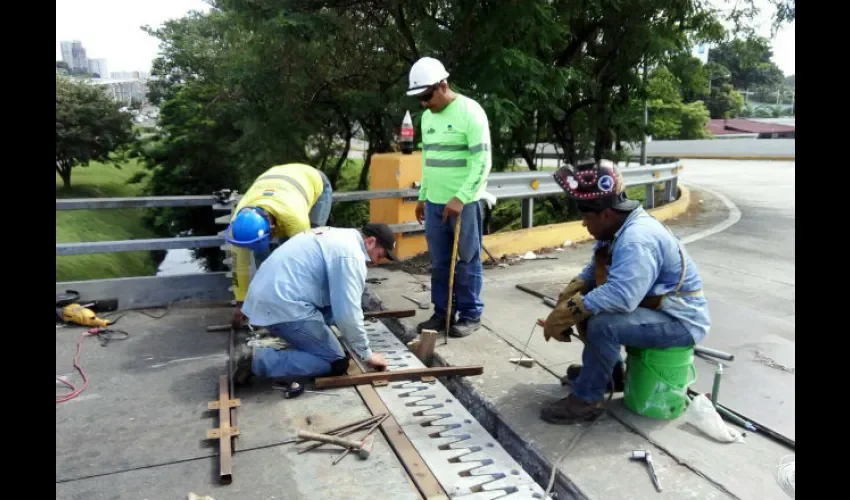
[640,58,648,166]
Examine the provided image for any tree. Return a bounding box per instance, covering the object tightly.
[706,83,745,119]
[646,66,710,139]
[708,36,784,91]
[55,75,135,189]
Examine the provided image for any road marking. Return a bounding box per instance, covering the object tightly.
[679,184,742,244]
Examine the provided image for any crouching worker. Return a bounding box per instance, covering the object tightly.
[537,160,710,425]
[231,224,398,385]
[224,163,334,329]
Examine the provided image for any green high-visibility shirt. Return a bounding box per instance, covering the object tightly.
[418,94,492,204]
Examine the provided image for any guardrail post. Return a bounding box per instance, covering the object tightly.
[644,184,656,209]
[521,199,534,229]
[664,177,678,203]
[369,153,426,260]
[214,196,237,305]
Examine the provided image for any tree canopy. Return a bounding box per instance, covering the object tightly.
[131,0,791,267]
[56,75,135,189]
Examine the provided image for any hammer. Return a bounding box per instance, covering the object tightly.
[296,429,374,459]
[630,450,662,492]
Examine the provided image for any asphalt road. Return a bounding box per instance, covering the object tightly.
[677,159,795,440]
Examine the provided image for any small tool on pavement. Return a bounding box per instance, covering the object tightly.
[273,381,339,399]
[509,357,535,368]
[402,294,430,309]
[332,413,389,465]
[296,429,375,459]
[630,450,662,492]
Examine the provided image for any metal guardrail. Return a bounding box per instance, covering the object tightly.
[56,160,681,307]
[56,161,680,257]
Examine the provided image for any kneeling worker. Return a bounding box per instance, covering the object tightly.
[538,160,710,425]
[225,163,333,328]
[231,223,398,384]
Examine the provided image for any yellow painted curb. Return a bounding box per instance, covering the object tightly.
[482,186,692,257]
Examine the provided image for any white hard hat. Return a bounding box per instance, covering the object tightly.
[406,57,450,96]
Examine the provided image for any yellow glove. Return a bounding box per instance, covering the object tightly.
[543,292,592,342]
[556,277,593,305]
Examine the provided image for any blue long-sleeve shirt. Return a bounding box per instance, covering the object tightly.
[580,207,711,343]
[241,227,374,361]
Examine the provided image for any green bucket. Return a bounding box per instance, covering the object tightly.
[623,346,697,420]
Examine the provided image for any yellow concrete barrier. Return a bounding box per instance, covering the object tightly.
[368,153,692,260]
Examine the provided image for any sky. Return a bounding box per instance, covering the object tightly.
[56,0,795,76]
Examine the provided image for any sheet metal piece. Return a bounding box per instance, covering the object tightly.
[364,320,549,499]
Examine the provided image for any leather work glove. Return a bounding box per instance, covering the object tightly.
[556,277,593,305]
[543,292,592,342]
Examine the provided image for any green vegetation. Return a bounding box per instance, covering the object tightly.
[56,75,135,189]
[56,160,159,281]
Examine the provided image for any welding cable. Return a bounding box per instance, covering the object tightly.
[56,328,130,404]
[543,331,616,498]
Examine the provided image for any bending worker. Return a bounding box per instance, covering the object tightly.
[231,224,398,384]
[537,160,710,425]
[224,163,333,328]
[407,56,492,338]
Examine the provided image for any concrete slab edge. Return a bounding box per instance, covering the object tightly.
[482,186,691,258]
[362,293,588,500]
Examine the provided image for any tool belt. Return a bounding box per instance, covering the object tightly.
[593,217,702,310]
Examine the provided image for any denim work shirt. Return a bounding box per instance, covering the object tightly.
[241,227,373,361]
[579,207,711,343]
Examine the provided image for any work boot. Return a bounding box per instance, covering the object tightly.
[450,318,481,338]
[560,362,626,393]
[417,314,452,333]
[231,343,255,386]
[540,393,604,425]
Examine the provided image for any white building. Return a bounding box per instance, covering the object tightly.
[88,58,108,79]
[60,40,89,72]
[88,78,149,105]
[692,43,710,64]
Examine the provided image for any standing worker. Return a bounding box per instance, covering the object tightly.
[224,163,334,329]
[231,224,397,384]
[536,160,710,424]
[407,56,492,338]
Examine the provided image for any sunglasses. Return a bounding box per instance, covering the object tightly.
[415,84,440,102]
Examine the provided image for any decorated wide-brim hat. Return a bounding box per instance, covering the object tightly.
[553,159,641,212]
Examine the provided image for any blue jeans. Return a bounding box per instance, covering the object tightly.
[572,308,695,402]
[309,170,333,228]
[251,319,346,379]
[425,201,484,321]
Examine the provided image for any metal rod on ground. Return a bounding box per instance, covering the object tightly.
[332,413,390,465]
[298,416,385,454]
[694,345,735,361]
[292,414,385,445]
[445,212,462,345]
[481,243,498,264]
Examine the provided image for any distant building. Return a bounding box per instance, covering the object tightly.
[88,78,149,105]
[110,71,149,80]
[88,58,108,79]
[691,43,709,64]
[60,40,89,73]
[706,119,795,139]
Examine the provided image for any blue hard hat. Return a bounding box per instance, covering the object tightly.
[225,207,272,252]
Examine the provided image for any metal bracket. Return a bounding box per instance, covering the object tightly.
[206,427,241,439]
[208,399,241,410]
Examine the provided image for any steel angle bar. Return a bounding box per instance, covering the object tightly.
[362,320,549,499]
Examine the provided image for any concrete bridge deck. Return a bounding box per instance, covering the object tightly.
[55,305,420,500]
[56,159,794,499]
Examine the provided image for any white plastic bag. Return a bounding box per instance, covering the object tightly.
[685,393,745,443]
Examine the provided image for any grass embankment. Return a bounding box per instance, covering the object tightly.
[56,160,159,281]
